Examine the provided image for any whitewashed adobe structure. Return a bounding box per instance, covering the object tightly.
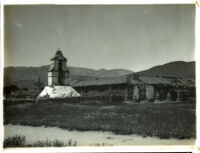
[48,49,70,86]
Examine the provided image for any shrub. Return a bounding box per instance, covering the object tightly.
[31,139,64,147]
[4,135,25,148]
[4,136,76,147]
[31,139,76,147]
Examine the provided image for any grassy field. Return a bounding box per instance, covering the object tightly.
[4,101,196,139]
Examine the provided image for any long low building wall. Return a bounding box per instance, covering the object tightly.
[74,83,196,103]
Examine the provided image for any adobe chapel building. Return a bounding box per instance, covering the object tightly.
[71,75,196,102]
[38,49,195,102]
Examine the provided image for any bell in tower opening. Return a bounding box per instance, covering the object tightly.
[48,49,70,86]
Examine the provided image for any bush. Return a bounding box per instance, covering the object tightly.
[4,135,25,148]
[31,139,64,147]
[4,136,76,147]
[29,139,77,147]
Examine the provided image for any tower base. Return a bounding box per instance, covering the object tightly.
[38,86,81,98]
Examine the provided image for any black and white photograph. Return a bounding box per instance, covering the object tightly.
[2,3,197,148]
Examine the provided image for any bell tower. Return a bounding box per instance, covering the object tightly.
[48,49,70,86]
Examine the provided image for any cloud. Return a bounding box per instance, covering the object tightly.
[14,22,23,28]
[55,29,63,34]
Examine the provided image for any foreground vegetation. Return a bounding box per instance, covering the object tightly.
[4,135,76,148]
[4,100,196,139]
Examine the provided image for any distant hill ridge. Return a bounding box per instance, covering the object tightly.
[137,61,195,79]
[4,61,195,89]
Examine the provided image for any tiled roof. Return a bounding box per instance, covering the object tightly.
[138,76,175,85]
[70,75,190,87]
[71,76,128,87]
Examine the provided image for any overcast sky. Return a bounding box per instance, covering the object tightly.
[4,4,195,71]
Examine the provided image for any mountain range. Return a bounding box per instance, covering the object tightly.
[4,61,195,89]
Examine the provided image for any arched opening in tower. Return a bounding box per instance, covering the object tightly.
[58,60,63,85]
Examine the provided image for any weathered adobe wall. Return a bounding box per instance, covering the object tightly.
[154,85,171,101]
[127,85,146,102]
[188,88,196,100]
[145,85,155,101]
[129,84,195,102]
[74,84,128,97]
[74,84,196,102]
[154,85,196,102]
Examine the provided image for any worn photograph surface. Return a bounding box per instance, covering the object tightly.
[3,4,196,147]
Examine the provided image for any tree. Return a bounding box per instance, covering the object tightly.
[3,85,19,97]
[35,77,43,89]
